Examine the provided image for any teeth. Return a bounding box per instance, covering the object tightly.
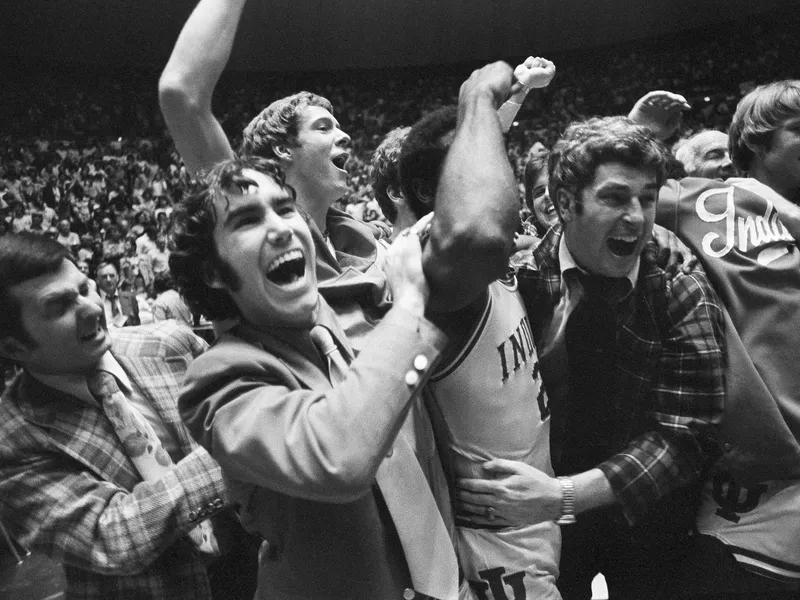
[267,249,303,273]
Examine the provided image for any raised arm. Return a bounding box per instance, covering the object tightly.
[158,0,246,175]
[424,62,521,312]
[628,90,691,141]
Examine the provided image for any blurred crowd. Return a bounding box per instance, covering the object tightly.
[1,11,796,301]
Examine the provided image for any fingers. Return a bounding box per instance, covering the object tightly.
[456,477,501,494]
[462,61,515,107]
[454,500,514,526]
[641,91,691,112]
[514,56,556,90]
[681,254,698,274]
[409,212,434,236]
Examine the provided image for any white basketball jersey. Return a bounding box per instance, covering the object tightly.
[427,278,561,600]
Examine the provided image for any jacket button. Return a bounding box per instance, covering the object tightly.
[189,511,197,521]
[413,355,429,371]
[722,442,732,452]
[405,371,420,386]
[403,589,415,600]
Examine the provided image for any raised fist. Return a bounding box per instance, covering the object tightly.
[514,56,556,90]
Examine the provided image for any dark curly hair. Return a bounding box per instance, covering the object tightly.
[399,106,458,220]
[169,156,290,321]
[548,116,669,222]
[369,126,411,223]
[240,92,333,159]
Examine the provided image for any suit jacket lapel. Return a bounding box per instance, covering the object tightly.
[231,325,334,392]
[115,351,199,458]
[17,373,141,489]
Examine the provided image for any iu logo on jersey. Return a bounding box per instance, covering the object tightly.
[470,567,527,600]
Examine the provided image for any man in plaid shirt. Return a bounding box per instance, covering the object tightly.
[456,116,726,599]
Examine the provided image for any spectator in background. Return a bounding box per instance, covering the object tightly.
[152,273,193,328]
[96,261,140,328]
[119,237,141,288]
[673,130,737,179]
[149,236,170,278]
[102,224,126,263]
[29,212,45,234]
[56,219,80,252]
[136,224,158,257]
[10,201,31,233]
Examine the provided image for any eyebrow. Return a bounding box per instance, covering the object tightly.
[597,182,659,192]
[310,115,337,129]
[41,288,74,310]
[223,202,262,227]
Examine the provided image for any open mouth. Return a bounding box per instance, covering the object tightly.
[331,154,349,171]
[266,249,306,286]
[607,236,638,257]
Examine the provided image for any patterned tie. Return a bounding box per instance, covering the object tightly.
[87,370,219,556]
[310,325,459,600]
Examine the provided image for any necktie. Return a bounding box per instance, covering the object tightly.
[87,370,219,556]
[109,293,120,318]
[310,325,459,600]
[559,272,622,473]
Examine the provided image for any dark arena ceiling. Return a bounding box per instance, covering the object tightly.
[4,0,799,73]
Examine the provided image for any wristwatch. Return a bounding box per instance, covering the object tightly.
[556,476,577,525]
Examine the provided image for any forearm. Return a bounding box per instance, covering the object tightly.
[158,0,245,174]
[200,306,447,502]
[425,89,519,311]
[573,468,615,514]
[159,0,246,104]
[497,89,528,133]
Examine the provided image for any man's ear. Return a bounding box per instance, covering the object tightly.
[273,143,292,162]
[555,189,576,223]
[0,336,29,362]
[411,179,434,208]
[201,261,227,291]
[387,186,406,209]
[745,140,767,162]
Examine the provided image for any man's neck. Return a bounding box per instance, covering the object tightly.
[390,207,420,241]
[750,169,799,205]
[291,182,336,234]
